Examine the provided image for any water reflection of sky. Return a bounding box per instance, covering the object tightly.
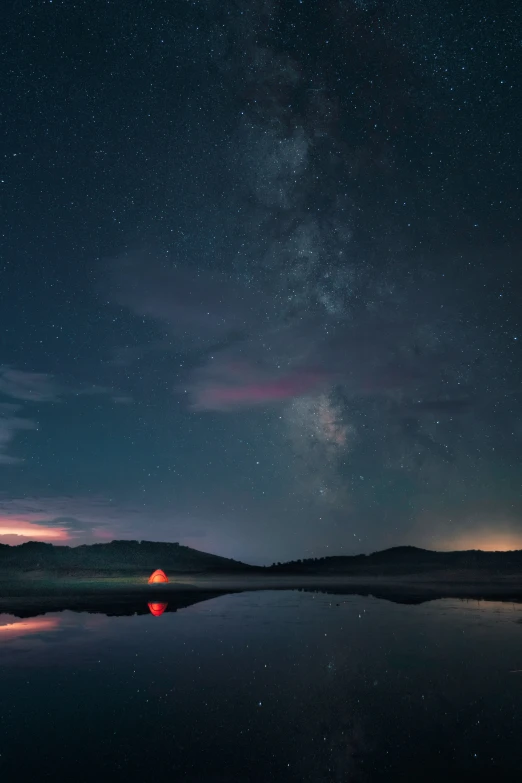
[0,616,61,637]
[1,592,522,780]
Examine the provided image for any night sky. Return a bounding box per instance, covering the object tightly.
[1,0,521,564]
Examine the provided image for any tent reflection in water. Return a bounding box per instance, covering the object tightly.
[148,568,169,584]
[148,602,168,617]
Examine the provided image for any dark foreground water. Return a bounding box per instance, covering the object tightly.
[1,590,522,782]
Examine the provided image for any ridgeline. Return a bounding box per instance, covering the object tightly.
[1,541,522,578]
[0,539,256,577]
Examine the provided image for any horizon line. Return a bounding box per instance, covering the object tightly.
[2,539,522,562]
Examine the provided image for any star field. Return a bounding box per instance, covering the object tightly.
[1,0,521,562]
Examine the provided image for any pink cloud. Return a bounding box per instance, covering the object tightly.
[0,498,123,545]
[0,496,223,549]
[192,369,330,411]
[0,519,71,544]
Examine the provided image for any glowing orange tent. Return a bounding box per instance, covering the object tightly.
[148,569,169,584]
[148,602,168,617]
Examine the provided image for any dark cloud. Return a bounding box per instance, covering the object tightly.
[111,247,464,414]
[0,497,122,544]
[109,251,264,344]
[0,496,239,553]
[33,516,101,534]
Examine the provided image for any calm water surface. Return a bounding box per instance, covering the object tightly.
[1,590,522,782]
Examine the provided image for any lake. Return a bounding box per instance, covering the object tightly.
[1,589,522,781]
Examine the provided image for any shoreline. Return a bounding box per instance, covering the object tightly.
[2,572,522,610]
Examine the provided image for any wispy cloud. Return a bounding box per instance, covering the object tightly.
[109,245,460,415]
[0,497,121,544]
[0,366,59,403]
[0,368,131,466]
[108,251,262,344]
[0,403,37,465]
[0,496,208,546]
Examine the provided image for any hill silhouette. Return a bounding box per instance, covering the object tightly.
[0,539,257,576]
[1,541,522,580]
[267,545,522,576]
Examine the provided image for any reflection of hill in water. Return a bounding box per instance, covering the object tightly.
[2,591,233,619]
[301,586,522,605]
[3,584,522,619]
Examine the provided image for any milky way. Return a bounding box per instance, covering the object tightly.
[1,0,521,561]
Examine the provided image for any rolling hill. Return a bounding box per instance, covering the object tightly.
[0,539,257,576]
[1,541,522,580]
[267,545,522,576]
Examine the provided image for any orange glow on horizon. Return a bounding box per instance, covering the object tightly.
[0,519,70,543]
[434,529,522,553]
[0,617,60,637]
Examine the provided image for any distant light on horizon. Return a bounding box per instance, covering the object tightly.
[435,530,522,552]
[0,519,69,543]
